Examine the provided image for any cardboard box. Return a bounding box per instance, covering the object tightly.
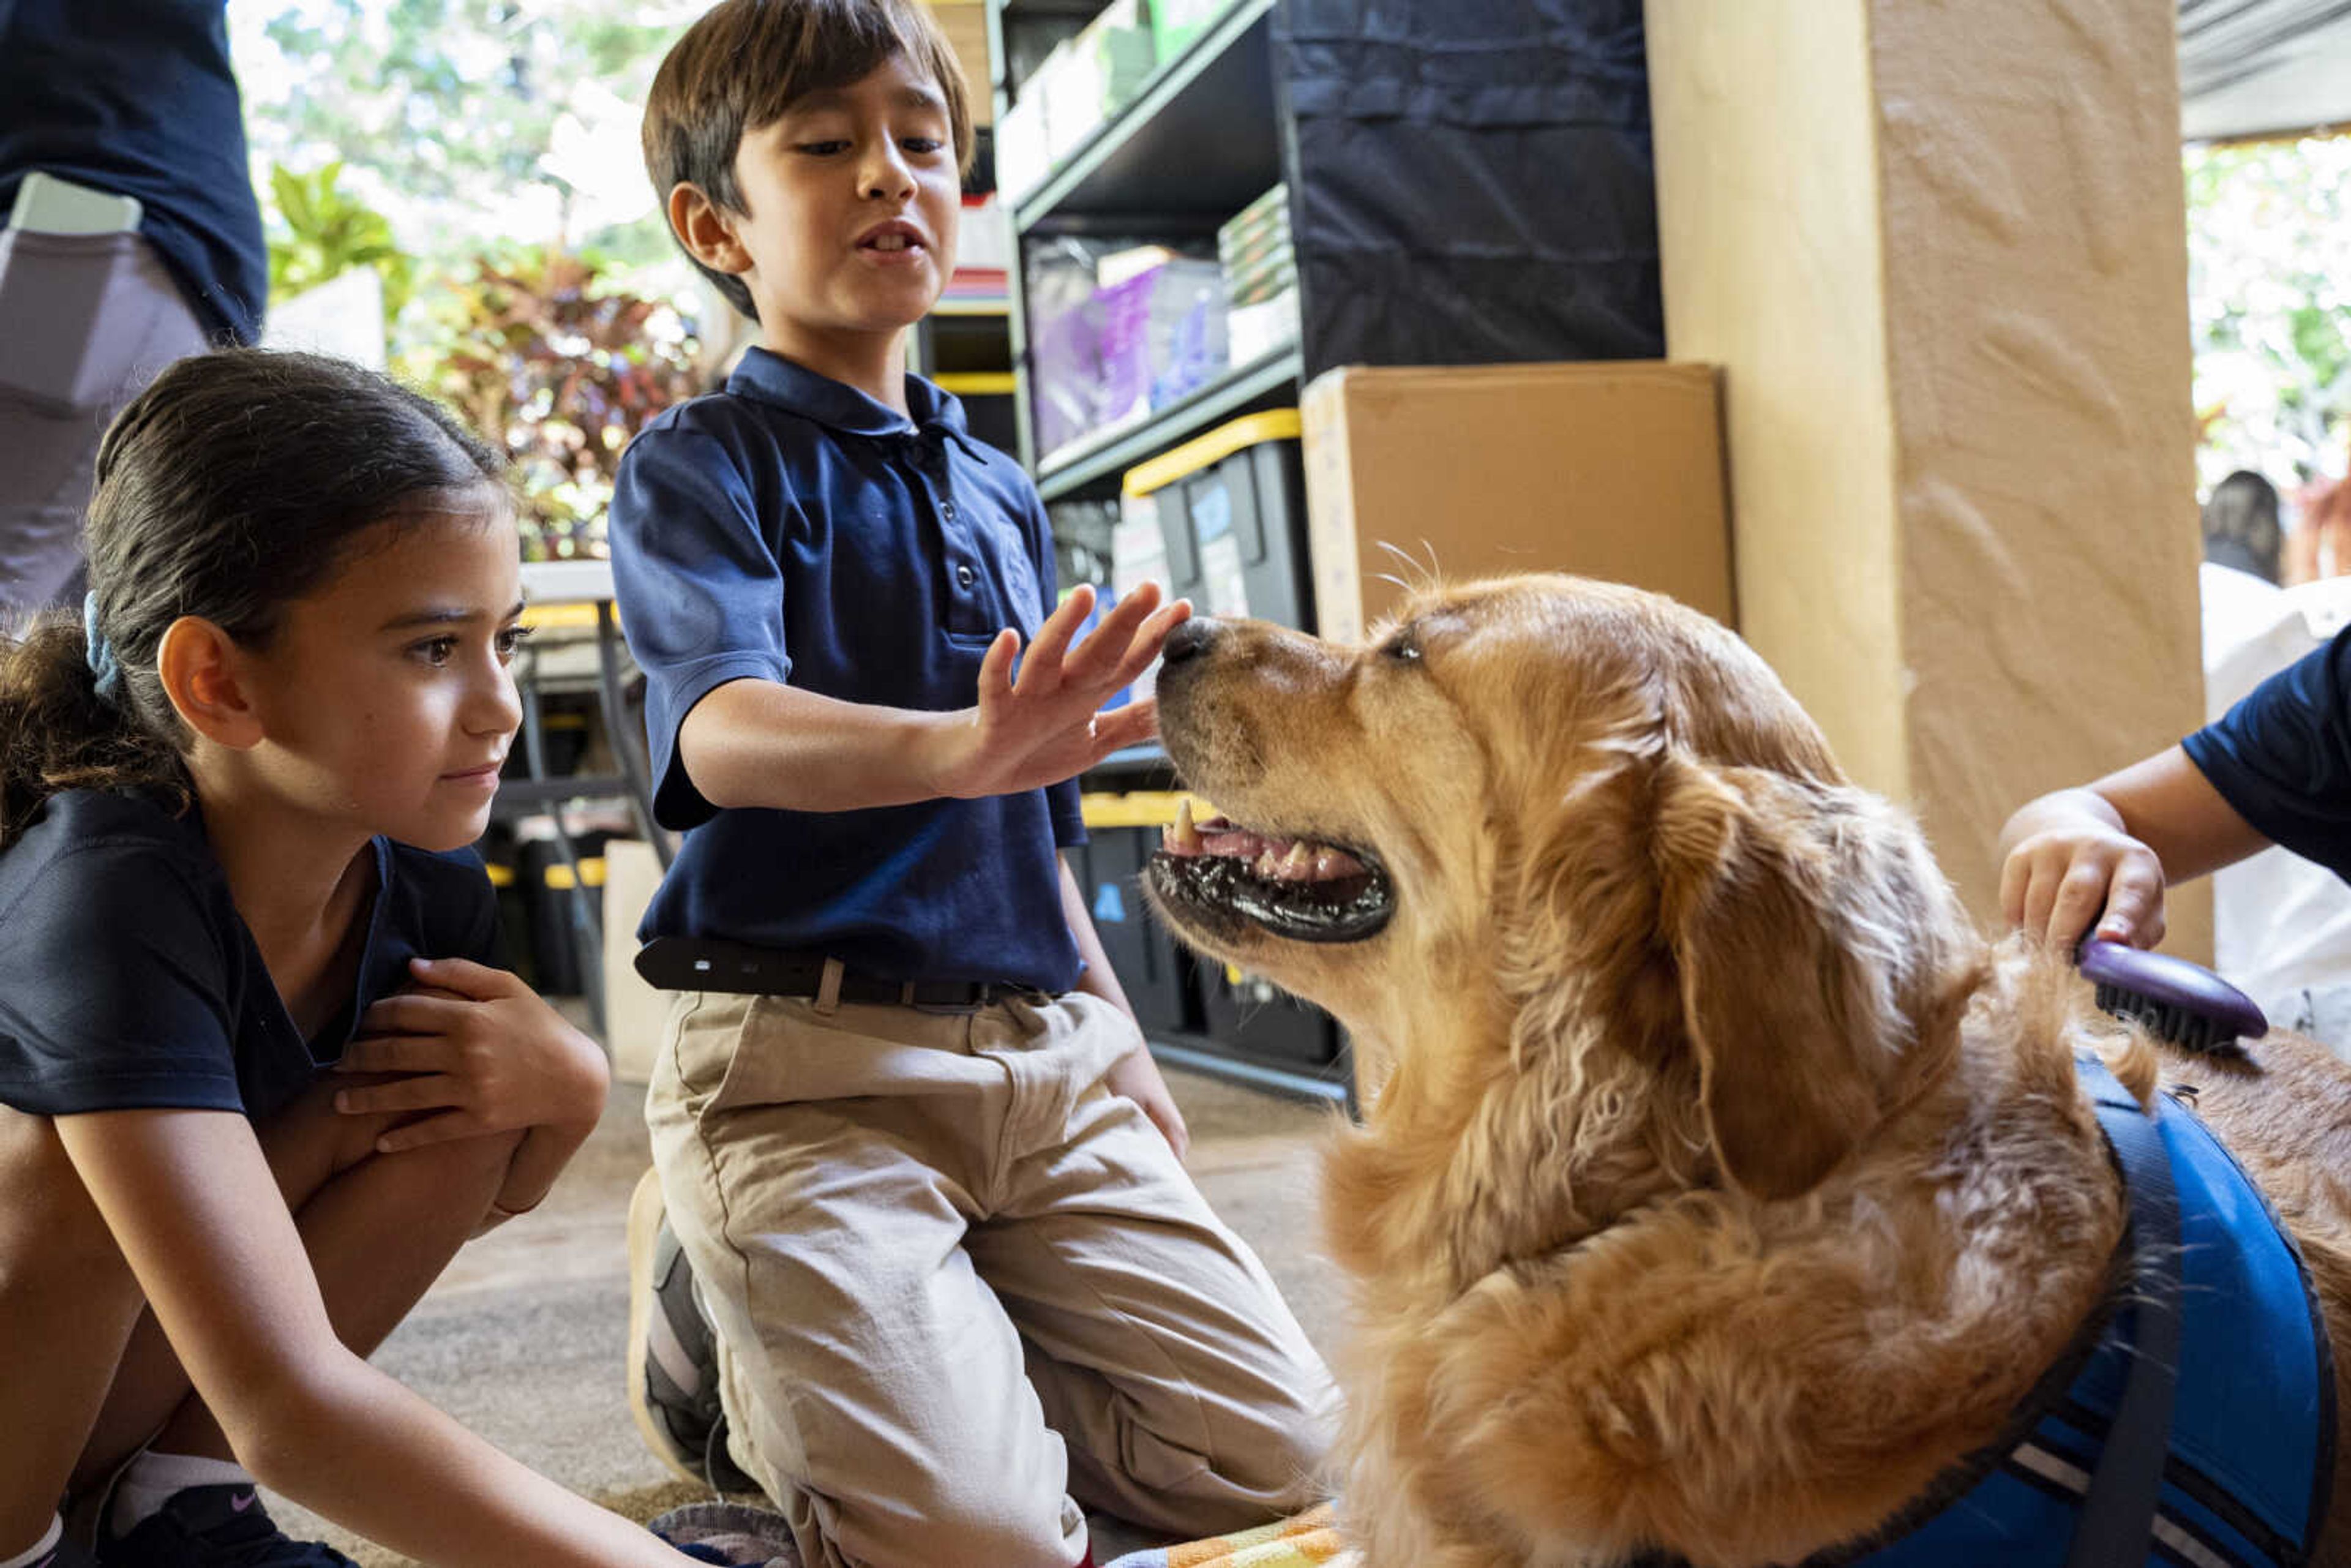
[929,1,994,127]
[601,837,668,1085]
[1300,361,1734,643]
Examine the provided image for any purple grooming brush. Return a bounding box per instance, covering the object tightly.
[2078,939,2268,1052]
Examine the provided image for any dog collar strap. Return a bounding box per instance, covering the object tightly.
[2063,1053,2184,1566]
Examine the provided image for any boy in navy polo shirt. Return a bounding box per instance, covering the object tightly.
[609,4,1332,1564]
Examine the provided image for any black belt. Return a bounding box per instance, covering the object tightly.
[634,937,1024,1007]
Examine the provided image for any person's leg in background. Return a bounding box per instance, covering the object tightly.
[0,233,211,616]
[969,992,1336,1540]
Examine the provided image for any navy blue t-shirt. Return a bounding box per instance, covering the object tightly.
[0,791,501,1121]
[609,349,1087,993]
[2183,623,2351,880]
[0,0,267,343]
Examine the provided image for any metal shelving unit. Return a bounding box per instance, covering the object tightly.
[991,0,1299,479]
[1035,345,1299,501]
[1011,0,1280,231]
[988,0,1340,1108]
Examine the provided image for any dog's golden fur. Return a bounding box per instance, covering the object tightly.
[1147,575,2351,1567]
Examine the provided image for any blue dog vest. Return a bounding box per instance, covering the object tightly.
[1642,1058,2334,1567]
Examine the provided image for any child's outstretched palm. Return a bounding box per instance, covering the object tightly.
[934,582,1190,799]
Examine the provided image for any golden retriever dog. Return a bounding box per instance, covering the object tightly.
[1142,574,2351,1568]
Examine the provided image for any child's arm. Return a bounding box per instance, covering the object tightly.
[1998,744,2271,948]
[1057,853,1190,1160]
[329,956,608,1226]
[679,582,1187,812]
[53,1109,692,1568]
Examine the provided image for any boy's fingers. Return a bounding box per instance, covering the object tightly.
[1997,851,2031,930]
[1088,697,1160,759]
[1021,586,1096,688]
[2019,863,2063,948]
[976,627,1021,715]
[2096,860,2165,947]
[1063,583,1163,682]
[2045,860,2113,952]
[1107,601,1194,688]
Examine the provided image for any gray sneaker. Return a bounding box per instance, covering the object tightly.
[626,1166,757,1495]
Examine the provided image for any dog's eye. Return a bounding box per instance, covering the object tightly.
[1382,629,1423,664]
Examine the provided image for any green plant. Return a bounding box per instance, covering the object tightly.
[408,248,702,561]
[2186,134,2351,493]
[266,161,415,324]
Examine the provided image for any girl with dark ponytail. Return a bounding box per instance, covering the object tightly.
[0,350,693,1568]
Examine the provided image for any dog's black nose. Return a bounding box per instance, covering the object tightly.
[1161,615,1221,666]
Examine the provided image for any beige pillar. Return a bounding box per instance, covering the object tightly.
[1646,0,2211,957]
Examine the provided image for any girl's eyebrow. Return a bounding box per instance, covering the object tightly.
[377,599,527,632]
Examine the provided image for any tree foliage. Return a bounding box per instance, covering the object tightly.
[406,249,700,561]
[2186,134,2351,496]
[267,161,415,323]
[234,1,690,275]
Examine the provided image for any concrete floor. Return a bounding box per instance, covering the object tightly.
[269,1062,1351,1566]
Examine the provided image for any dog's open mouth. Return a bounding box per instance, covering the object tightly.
[1144,800,1394,943]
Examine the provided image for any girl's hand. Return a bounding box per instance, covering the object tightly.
[1106,1043,1190,1163]
[332,956,609,1153]
[927,583,1191,799]
[1998,820,2169,951]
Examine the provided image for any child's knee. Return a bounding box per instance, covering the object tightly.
[402,1123,529,1188]
[838,1479,1086,1568]
[1191,1382,1338,1518]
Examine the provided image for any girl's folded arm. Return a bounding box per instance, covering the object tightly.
[53,1106,685,1568]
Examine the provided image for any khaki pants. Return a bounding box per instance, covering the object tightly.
[645,988,1335,1568]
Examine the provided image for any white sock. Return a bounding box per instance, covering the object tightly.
[1,1515,62,1568]
[108,1451,254,1537]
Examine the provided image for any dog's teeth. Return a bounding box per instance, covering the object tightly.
[1254,849,1283,879]
[1314,847,1364,879]
[1168,799,1204,855]
[1281,843,1316,879]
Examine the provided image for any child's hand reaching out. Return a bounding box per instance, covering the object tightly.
[927,582,1191,800]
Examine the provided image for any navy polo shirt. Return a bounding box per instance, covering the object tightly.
[0,791,501,1122]
[0,0,267,343]
[610,349,1087,992]
[2184,623,2351,880]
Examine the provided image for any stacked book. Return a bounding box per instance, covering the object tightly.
[1218,184,1298,364]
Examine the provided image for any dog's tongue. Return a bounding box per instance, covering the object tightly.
[1160,805,1365,882]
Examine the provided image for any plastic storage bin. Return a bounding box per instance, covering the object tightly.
[1198,961,1342,1068]
[1076,793,1201,1037]
[1122,409,1312,630]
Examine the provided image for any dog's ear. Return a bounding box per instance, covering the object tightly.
[1651,752,1956,1201]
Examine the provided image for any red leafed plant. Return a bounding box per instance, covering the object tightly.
[413,249,702,560]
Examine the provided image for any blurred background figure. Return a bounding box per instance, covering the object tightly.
[2288,466,2351,587]
[0,0,264,615]
[2203,468,2286,584]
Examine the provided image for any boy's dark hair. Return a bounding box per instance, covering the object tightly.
[643,0,973,321]
[0,348,508,846]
